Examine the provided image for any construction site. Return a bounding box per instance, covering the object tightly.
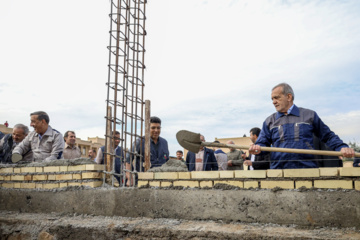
[1,1,360,239]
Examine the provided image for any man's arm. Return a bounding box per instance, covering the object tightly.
[249,121,272,155]
[45,133,65,160]
[95,148,103,164]
[13,134,32,156]
[312,112,355,158]
[231,151,244,166]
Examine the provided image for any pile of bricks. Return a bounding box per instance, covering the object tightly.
[138,168,360,190]
[0,164,104,189]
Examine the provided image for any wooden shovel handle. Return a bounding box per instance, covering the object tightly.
[202,142,360,157]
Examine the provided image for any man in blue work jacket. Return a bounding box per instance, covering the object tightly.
[249,83,355,169]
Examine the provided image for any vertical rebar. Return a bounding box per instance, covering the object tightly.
[105,0,147,187]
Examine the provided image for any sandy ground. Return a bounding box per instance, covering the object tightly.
[1,211,360,240]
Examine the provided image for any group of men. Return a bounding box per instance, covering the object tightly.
[180,127,271,172]
[1,83,358,186]
[0,111,96,164]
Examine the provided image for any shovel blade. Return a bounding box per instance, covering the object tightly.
[176,130,203,153]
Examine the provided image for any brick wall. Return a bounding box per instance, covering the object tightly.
[2,164,360,190]
[138,168,360,190]
[0,164,104,189]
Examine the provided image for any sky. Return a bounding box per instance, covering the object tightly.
[0,0,360,156]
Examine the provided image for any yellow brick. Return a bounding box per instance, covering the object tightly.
[47,175,56,180]
[214,180,244,188]
[161,181,172,187]
[219,171,234,178]
[235,170,266,179]
[178,172,191,179]
[33,175,48,181]
[11,175,25,181]
[43,166,60,172]
[295,181,313,189]
[35,184,43,189]
[72,174,82,180]
[60,166,68,172]
[173,180,199,188]
[138,172,154,180]
[138,180,148,187]
[244,181,259,189]
[267,170,283,178]
[149,181,161,187]
[35,167,43,173]
[3,176,11,181]
[154,172,178,180]
[319,168,339,177]
[82,172,102,179]
[0,168,13,173]
[283,169,319,178]
[21,167,36,173]
[200,181,213,188]
[21,183,36,189]
[14,183,21,188]
[68,165,87,171]
[355,181,360,191]
[14,168,21,173]
[339,168,360,177]
[85,164,104,171]
[314,180,353,189]
[59,182,68,188]
[55,174,73,180]
[191,171,219,179]
[67,182,82,187]
[24,175,32,181]
[83,181,102,188]
[2,183,14,188]
[261,181,294,189]
[0,175,4,181]
[43,183,59,189]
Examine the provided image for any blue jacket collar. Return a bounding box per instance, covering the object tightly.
[276,104,300,120]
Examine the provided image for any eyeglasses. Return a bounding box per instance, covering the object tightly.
[150,127,161,130]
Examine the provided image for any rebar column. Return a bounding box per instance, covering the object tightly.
[105,0,147,187]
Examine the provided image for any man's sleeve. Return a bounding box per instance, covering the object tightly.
[95,148,103,164]
[13,134,32,156]
[0,137,4,151]
[231,151,243,166]
[256,121,272,147]
[45,133,64,160]
[185,152,191,171]
[312,112,348,151]
[164,139,170,161]
[210,152,218,170]
[353,158,360,167]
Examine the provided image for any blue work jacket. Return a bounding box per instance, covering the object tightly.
[256,105,348,169]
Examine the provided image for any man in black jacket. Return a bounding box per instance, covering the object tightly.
[244,127,270,170]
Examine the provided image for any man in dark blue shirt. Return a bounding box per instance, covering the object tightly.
[126,116,169,185]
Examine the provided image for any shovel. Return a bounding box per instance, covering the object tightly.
[176,130,360,157]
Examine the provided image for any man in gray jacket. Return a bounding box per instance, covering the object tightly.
[13,111,64,162]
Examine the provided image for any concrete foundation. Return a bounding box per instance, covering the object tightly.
[1,187,360,229]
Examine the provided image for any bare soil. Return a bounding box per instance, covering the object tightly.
[1,211,360,240]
